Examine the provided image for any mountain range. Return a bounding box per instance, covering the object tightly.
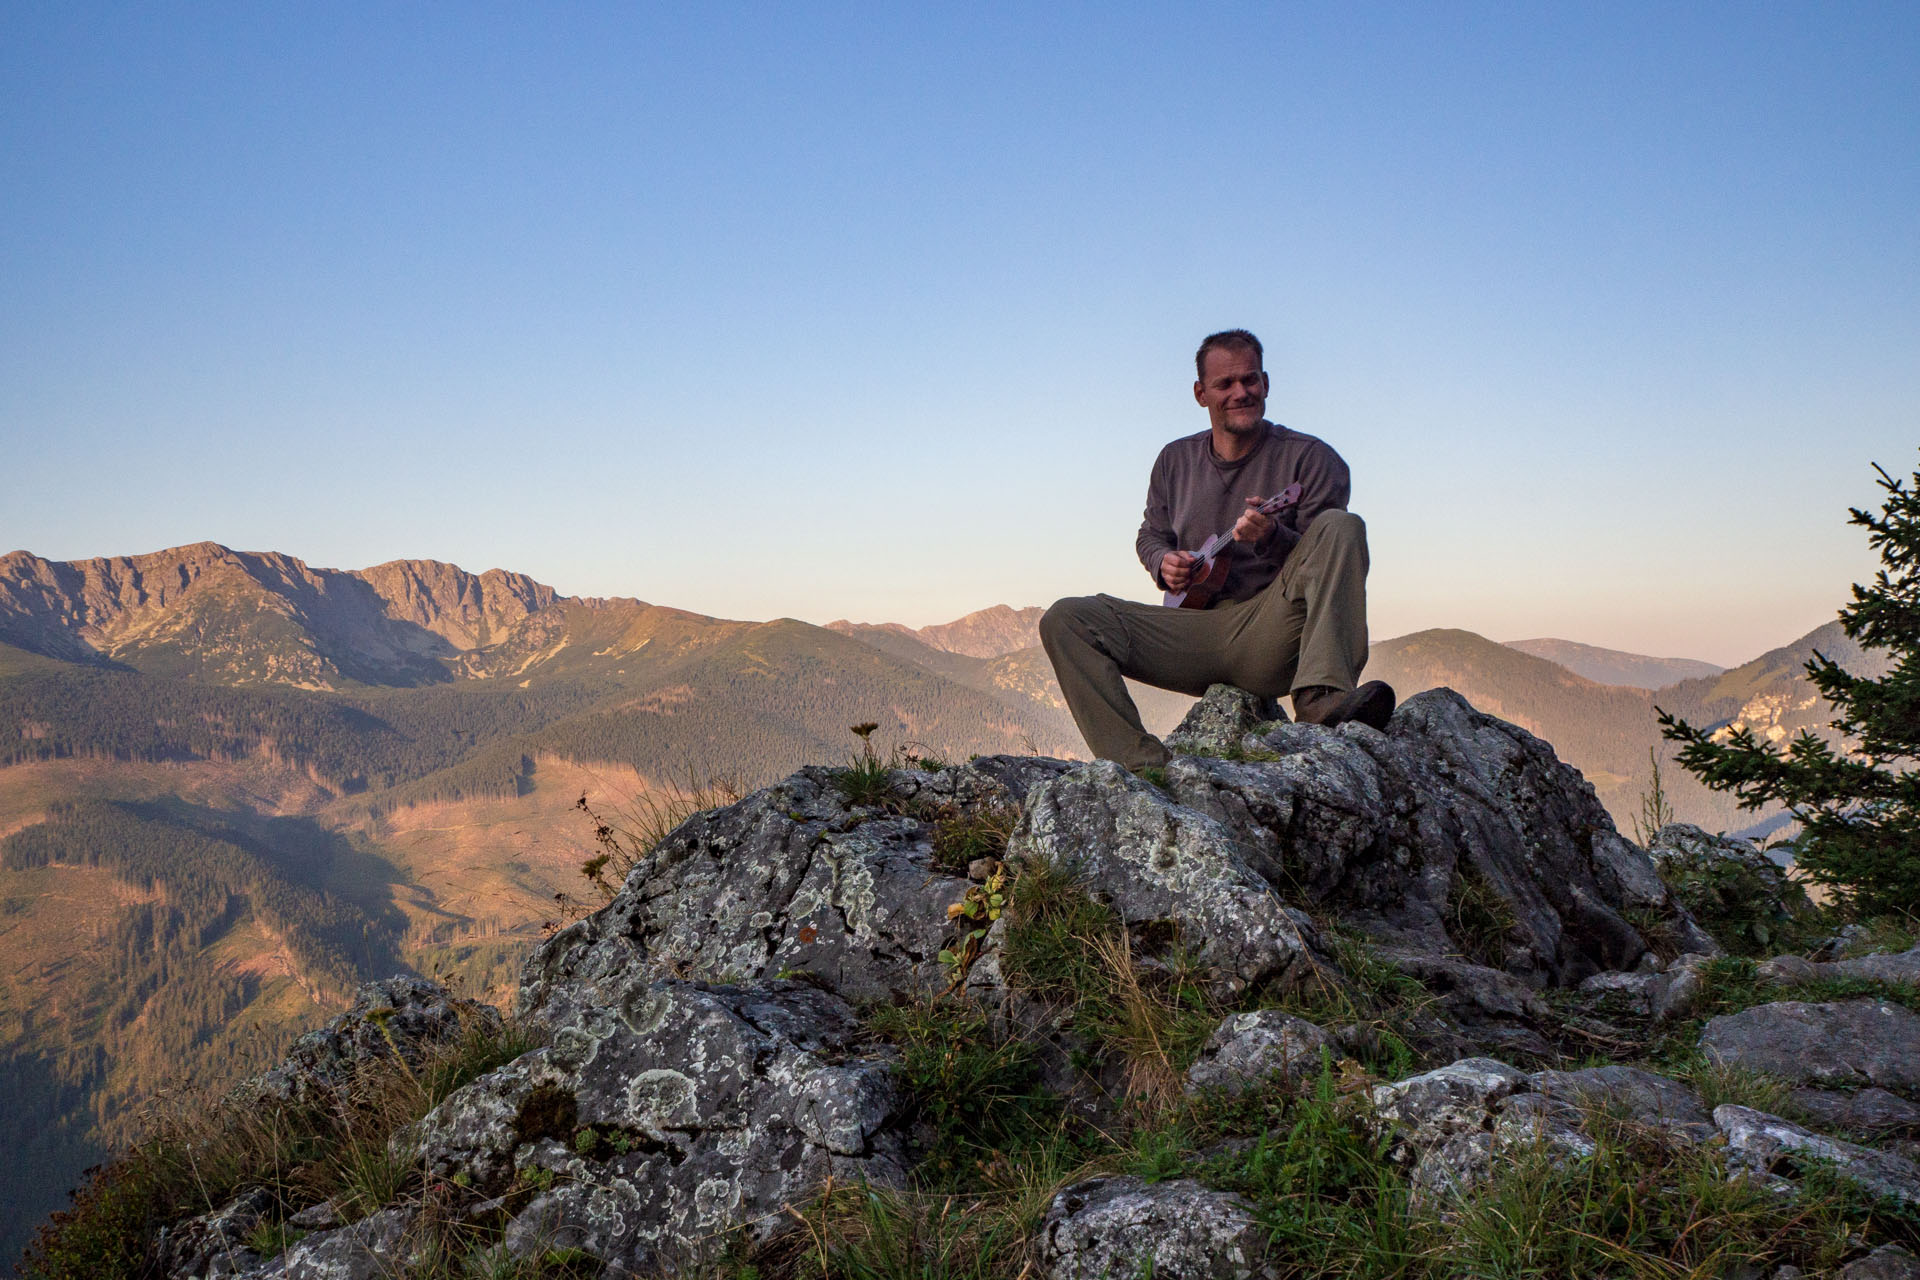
[0,541,1882,1257]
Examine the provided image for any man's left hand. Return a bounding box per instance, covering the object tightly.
[1232,496,1275,545]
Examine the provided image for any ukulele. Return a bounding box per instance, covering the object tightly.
[1161,482,1304,609]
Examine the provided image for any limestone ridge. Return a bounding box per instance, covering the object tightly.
[122,686,1760,1275]
[0,543,571,687]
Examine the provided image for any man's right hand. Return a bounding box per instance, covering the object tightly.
[1161,551,1197,591]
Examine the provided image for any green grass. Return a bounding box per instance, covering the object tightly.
[865,999,1072,1191]
[997,857,1225,1098]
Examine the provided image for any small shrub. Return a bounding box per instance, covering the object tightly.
[1267,929,1431,1079]
[782,1182,1033,1280]
[243,1220,306,1259]
[1429,1107,1875,1278]
[1653,839,1821,958]
[1670,1051,1799,1119]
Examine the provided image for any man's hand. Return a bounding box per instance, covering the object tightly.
[1232,496,1276,545]
[1161,551,1197,591]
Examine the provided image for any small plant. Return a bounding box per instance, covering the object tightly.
[19,1011,547,1280]
[939,860,1008,985]
[866,998,1064,1189]
[1648,829,1822,958]
[924,801,1019,876]
[832,722,897,807]
[997,858,1223,1100]
[1670,1051,1799,1118]
[1630,745,1677,846]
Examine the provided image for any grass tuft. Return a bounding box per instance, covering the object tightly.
[1446,862,1518,968]
[575,770,744,903]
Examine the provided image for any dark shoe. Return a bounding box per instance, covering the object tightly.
[1292,681,1396,731]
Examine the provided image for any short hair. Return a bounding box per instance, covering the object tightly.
[1195,329,1264,381]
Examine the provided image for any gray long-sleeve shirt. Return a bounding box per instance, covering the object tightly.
[1135,422,1351,604]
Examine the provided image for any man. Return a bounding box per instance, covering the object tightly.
[1040,328,1394,770]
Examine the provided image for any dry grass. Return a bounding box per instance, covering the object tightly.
[574,769,743,904]
[20,1010,546,1280]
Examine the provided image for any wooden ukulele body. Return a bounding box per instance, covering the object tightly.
[1161,482,1304,609]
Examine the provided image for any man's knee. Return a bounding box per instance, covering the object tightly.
[1307,509,1366,544]
[1041,596,1094,650]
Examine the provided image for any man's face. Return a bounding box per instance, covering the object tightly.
[1193,345,1269,437]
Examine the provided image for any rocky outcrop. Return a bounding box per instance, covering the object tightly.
[1369,1059,1717,1202]
[1718,1105,1920,1208]
[1163,682,1285,755]
[129,687,1756,1276]
[1185,1009,1333,1095]
[523,757,1069,1013]
[1009,761,1326,996]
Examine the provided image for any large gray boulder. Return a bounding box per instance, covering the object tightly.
[1008,761,1325,995]
[257,1208,414,1279]
[1842,1246,1920,1280]
[1368,1057,1716,1203]
[153,1188,272,1279]
[1717,1105,1920,1208]
[1700,1000,1920,1092]
[523,758,1068,1014]
[1790,1087,1920,1138]
[405,978,907,1274]
[1528,1064,1715,1142]
[1167,689,1713,987]
[1822,945,1920,987]
[1039,1176,1267,1280]
[1164,683,1285,755]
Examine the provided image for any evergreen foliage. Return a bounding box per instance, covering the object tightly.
[1659,458,1920,914]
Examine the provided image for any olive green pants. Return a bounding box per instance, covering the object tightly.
[1039,509,1372,769]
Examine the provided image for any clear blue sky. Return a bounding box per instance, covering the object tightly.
[3,4,1915,666]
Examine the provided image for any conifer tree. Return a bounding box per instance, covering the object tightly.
[1658,457,1920,915]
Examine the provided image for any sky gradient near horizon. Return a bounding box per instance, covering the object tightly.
[3,4,1916,667]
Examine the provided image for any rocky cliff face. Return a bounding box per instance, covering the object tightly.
[0,543,575,687]
[61,688,1920,1279]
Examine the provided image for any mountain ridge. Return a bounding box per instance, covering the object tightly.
[1502,637,1724,688]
